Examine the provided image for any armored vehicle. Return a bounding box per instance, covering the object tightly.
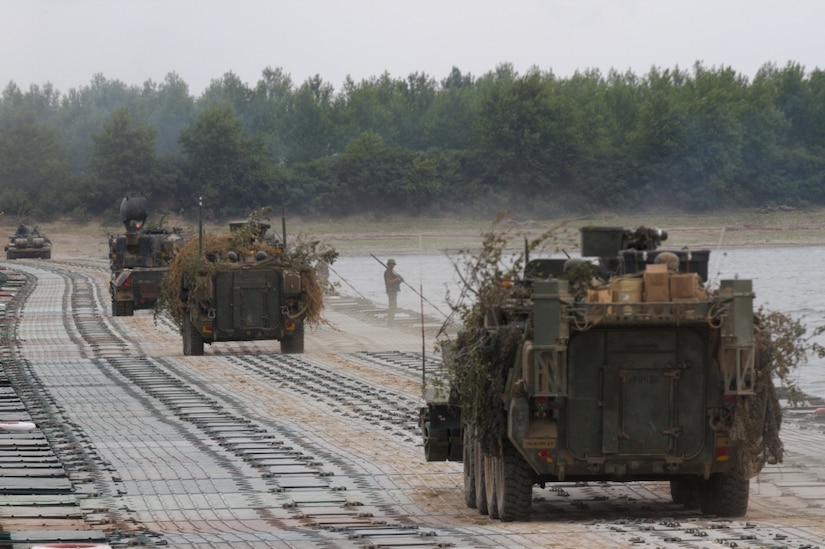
[420,225,781,521]
[109,197,184,316]
[5,225,51,259]
[171,220,311,356]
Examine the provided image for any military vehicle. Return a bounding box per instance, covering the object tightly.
[171,219,312,356]
[109,197,184,316]
[5,225,52,259]
[420,225,781,521]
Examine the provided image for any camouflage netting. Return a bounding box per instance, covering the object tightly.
[731,309,806,477]
[157,228,325,328]
[449,322,523,455]
[731,347,783,479]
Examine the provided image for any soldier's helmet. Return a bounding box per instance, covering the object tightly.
[654,252,680,272]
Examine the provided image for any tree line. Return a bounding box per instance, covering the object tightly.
[1,61,823,222]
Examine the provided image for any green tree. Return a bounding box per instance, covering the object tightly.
[178,103,274,216]
[283,75,336,163]
[667,64,748,209]
[89,108,157,212]
[250,67,295,164]
[0,83,71,218]
[423,67,480,150]
[335,131,417,213]
[139,72,195,155]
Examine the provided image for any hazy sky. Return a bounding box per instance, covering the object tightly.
[2,0,823,96]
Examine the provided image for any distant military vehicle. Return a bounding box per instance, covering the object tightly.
[169,218,316,356]
[109,197,184,316]
[420,225,781,521]
[5,225,51,259]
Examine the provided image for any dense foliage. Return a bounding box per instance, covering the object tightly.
[2,61,824,221]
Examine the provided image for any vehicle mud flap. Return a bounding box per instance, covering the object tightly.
[484,453,500,519]
[183,314,204,356]
[670,477,701,508]
[423,420,450,461]
[474,437,488,515]
[280,322,305,354]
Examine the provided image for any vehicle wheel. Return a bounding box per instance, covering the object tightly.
[183,315,204,356]
[484,453,500,519]
[474,437,488,515]
[495,440,533,521]
[699,462,749,517]
[280,322,305,354]
[670,477,700,508]
[463,426,476,509]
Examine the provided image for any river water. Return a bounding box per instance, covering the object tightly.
[330,246,825,399]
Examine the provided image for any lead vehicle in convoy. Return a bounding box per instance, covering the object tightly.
[420,225,781,521]
[109,198,184,316]
[5,225,51,259]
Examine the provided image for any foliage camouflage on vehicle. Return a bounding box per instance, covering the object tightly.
[157,210,330,356]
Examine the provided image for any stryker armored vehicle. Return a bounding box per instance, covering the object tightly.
[420,225,781,521]
[5,225,52,259]
[109,197,184,316]
[170,218,312,356]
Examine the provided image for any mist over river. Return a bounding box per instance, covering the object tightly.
[330,246,825,399]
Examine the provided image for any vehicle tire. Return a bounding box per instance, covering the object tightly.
[474,437,488,515]
[484,453,500,519]
[463,426,476,509]
[280,322,305,354]
[183,315,204,356]
[699,462,749,517]
[495,440,533,521]
[670,477,700,509]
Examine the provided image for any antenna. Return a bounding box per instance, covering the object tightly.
[198,196,203,260]
[281,183,287,251]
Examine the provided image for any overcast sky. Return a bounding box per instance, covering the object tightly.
[2,0,823,97]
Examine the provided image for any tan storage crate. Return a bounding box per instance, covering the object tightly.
[670,273,701,300]
[643,263,670,302]
[586,288,612,303]
[610,277,643,303]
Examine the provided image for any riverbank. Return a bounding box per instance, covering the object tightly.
[3,206,825,259]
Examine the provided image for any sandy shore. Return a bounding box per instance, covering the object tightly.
[4,206,825,260]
